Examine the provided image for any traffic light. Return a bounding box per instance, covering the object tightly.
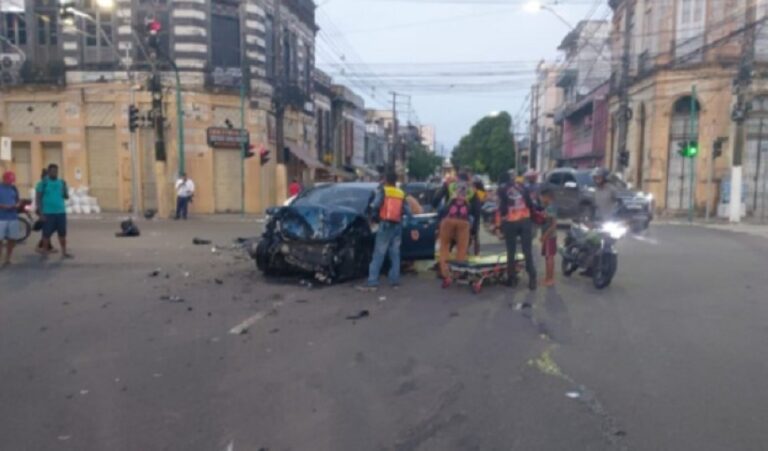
[619,150,630,168]
[244,144,256,159]
[128,105,139,132]
[146,18,162,50]
[260,147,271,166]
[678,140,699,158]
[713,137,726,159]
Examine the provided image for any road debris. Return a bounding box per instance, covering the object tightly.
[79,389,89,395]
[148,268,161,277]
[269,328,280,334]
[57,435,71,441]
[160,295,185,303]
[192,237,212,245]
[565,390,581,399]
[346,310,370,321]
[449,311,460,318]
[378,296,387,302]
[214,278,224,285]
[115,219,140,237]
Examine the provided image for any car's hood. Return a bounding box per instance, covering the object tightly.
[277,204,365,241]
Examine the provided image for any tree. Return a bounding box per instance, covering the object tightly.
[451,112,516,182]
[407,143,443,181]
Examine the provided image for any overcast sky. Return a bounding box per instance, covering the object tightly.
[315,0,604,155]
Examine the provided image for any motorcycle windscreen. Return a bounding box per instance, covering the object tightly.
[401,213,438,260]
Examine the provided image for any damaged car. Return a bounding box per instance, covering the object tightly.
[252,183,438,283]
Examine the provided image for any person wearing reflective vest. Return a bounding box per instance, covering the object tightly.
[437,171,479,285]
[497,171,537,290]
[358,171,412,292]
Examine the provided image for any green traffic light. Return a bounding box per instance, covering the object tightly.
[683,140,698,158]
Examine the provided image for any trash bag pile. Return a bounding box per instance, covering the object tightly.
[66,186,102,215]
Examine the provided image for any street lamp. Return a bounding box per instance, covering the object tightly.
[522,1,575,30]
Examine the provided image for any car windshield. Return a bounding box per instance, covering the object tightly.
[293,185,374,213]
[575,171,595,187]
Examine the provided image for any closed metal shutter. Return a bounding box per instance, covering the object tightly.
[42,142,63,173]
[12,142,32,198]
[214,149,242,213]
[86,127,119,211]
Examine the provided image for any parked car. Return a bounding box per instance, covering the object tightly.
[252,183,439,283]
[543,168,654,230]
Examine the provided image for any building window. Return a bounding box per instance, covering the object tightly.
[5,14,27,45]
[211,14,241,67]
[84,11,112,47]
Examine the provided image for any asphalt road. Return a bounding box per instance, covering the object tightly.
[1,217,767,451]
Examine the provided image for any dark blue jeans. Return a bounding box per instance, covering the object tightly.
[176,196,191,220]
[367,222,402,286]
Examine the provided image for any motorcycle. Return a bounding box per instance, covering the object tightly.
[560,220,627,289]
[16,199,33,244]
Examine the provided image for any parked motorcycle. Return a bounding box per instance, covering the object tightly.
[16,199,33,244]
[560,220,627,289]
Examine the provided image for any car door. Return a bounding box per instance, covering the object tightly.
[401,212,438,260]
[559,172,581,216]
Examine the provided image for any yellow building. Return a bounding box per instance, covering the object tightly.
[0,78,290,217]
[609,0,768,217]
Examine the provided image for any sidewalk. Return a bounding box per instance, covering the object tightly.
[657,218,768,240]
[67,212,266,223]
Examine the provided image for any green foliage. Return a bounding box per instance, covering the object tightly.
[451,112,516,182]
[407,143,443,181]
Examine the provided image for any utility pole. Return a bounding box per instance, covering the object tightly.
[530,83,540,171]
[728,0,758,223]
[688,85,698,222]
[616,3,633,173]
[273,0,286,188]
[390,91,399,175]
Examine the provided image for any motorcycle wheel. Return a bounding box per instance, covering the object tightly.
[592,253,617,289]
[17,217,32,244]
[561,247,579,277]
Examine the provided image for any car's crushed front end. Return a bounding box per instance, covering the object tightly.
[253,204,373,283]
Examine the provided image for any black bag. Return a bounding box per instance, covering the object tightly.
[33,219,44,232]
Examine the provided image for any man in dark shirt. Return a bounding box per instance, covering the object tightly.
[497,171,537,290]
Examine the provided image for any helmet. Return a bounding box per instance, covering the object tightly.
[592,167,610,180]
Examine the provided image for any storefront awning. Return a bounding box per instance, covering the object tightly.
[289,146,325,170]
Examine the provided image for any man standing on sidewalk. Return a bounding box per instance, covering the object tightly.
[36,164,73,259]
[0,171,20,267]
[358,171,412,292]
[175,173,195,220]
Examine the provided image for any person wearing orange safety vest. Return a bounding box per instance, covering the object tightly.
[358,171,412,292]
[497,171,537,290]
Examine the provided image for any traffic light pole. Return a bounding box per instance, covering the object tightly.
[689,85,698,223]
[240,76,246,217]
[129,80,139,218]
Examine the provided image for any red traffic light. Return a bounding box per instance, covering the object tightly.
[259,147,271,166]
[148,19,162,35]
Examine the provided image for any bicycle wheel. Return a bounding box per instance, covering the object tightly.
[16,217,32,244]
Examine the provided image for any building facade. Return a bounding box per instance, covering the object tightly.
[552,20,612,170]
[0,0,318,215]
[608,0,768,217]
[530,61,564,170]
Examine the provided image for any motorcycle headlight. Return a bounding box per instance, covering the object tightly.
[601,221,627,239]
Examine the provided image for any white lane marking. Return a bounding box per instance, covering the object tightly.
[225,441,234,451]
[630,234,659,245]
[229,312,266,335]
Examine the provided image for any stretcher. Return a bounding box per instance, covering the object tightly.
[444,252,525,294]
